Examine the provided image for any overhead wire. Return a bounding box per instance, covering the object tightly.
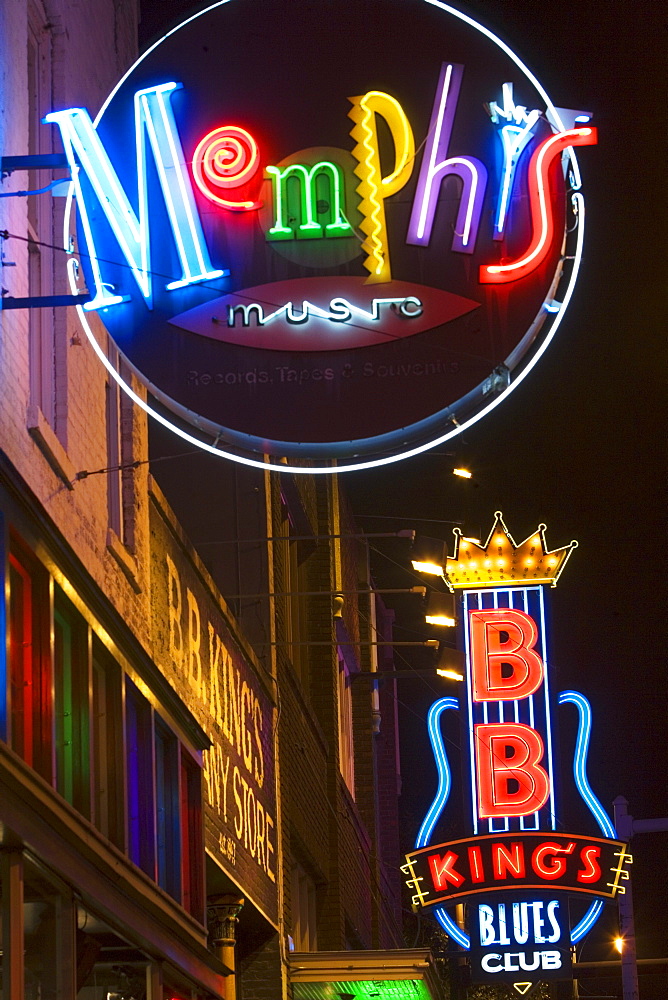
[0,225,498,366]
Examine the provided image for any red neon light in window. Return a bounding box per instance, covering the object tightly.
[531,840,575,879]
[470,608,543,702]
[9,553,35,766]
[475,722,550,818]
[192,125,262,211]
[493,841,526,879]
[577,846,602,883]
[479,126,598,283]
[428,850,466,889]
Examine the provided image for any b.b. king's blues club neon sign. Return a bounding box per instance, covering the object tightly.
[46,0,597,473]
[402,514,632,987]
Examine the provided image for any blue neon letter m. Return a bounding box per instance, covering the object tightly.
[45,83,225,311]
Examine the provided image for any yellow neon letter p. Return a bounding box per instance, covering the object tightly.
[348,91,415,284]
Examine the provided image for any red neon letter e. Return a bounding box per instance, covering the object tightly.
[470,608,543,702]
[475,722,550,818]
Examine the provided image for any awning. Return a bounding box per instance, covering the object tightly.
[289,949,444,1000]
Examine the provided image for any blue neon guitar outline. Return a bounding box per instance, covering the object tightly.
[415,691,617,948]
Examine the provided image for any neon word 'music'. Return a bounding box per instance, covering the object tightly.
[45,67,597,312]
[226,296,423,328]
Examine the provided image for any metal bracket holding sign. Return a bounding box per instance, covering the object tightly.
[0,294,91,309]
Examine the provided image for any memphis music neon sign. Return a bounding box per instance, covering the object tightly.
[45,0,598,473]
[402,515,631,952]
[45,74,595,313]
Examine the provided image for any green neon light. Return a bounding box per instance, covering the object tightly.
[55,609,75,806]
[293,980,433,999]
[266,161,352,241]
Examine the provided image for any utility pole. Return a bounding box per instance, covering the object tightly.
[613,796,668,1000]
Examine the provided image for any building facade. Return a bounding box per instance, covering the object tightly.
[0,2,439,998]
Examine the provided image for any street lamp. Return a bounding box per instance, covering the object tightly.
[410,536,448,576]
[424,591,456,627]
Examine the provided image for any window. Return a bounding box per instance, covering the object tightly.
[127,691,204,917]
[105,343,136,549]
[4,533,204,919]
[290,862,318,951]
[8,537,52,780]
[125,679,156,878]
[180,752,204,920]
[337,650,355,797]
[278,496,308,685]
[155,719,180,900]
[27,4,58,429]
[75,908,151,999]
[105,374,122,539]
[54,586,91,816]
[24,859,69,1000]
[91,638,123,847]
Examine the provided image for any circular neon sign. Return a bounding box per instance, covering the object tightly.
[52,0,596,473]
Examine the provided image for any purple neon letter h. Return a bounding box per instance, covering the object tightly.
[407,63,487,254]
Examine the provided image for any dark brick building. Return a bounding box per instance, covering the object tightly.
[0,3,443,998]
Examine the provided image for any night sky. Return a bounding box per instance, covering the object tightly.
[138,0,666,981]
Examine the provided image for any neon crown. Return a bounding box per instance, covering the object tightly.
[445,511,577,589]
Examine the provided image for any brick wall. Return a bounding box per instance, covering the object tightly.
[238,934,284,1000]
[267,471,406,967]
[0,0,152,650]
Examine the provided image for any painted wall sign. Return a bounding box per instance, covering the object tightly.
[47,0,596,473]
[402,514,631,983]
[149,488,278,926]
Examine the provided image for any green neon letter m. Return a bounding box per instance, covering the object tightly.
[44,83,226,311]
[265,161,352,241]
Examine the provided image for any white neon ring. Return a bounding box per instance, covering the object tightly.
[64,0,585,475]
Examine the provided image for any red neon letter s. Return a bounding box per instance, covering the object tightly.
[475,722,550,818]
[577,846,602,883]
[479,126,598,283]
[470,608,543,702]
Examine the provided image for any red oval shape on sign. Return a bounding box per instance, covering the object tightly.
[169,277,479,352]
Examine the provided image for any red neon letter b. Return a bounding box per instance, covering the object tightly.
[475,722,550,818]
[470,608,543,701]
